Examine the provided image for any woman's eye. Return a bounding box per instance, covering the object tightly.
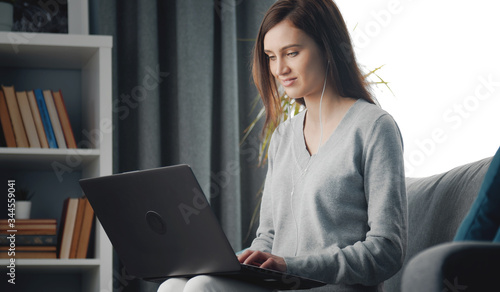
[287,52,298,57]
[268,55,276,61]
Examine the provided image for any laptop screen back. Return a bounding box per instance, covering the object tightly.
[79,165,240,280]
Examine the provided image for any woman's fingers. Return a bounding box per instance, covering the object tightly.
[243,250,269,266]
[260,256,287,272]
[237,250,287,272]
[237,249,254,263]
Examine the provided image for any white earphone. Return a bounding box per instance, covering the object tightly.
[318,60,329,150]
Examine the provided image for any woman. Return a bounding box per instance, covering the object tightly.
[159,0,407,291]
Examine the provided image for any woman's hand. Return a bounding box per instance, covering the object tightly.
[237,249,287,272]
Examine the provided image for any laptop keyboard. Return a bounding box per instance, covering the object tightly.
[241,263,286,276]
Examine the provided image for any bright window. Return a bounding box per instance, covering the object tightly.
[336,0,500,177]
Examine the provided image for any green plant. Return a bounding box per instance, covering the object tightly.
[15,187,35,201]
[241,65,393,241]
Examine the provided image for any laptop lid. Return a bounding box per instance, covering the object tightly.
[79,165,241,280]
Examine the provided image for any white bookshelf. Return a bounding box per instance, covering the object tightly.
[0,32,112,292]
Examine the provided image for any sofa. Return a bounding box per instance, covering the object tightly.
[384,152,500,291]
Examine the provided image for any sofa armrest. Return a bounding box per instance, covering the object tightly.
[401,241,500,292]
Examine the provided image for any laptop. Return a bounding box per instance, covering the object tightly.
[79,164,326,290]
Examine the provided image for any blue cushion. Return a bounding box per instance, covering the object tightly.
[454,147,500,242]
[495,228,500,242]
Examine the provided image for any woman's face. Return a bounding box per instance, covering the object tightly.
[263,20,327,100]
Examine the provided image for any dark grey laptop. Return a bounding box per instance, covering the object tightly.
[79,164,326,290]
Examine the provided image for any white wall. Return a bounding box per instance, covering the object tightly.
[335,0,500,177]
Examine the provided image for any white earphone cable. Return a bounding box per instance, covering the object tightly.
[289,62,329,256]
[318,61,329,153]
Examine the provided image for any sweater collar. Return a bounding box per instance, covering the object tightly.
[292,98,365,164]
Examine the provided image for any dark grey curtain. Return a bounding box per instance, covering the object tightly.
[89,0,274,291]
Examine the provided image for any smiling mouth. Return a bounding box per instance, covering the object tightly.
[282,78,297,87]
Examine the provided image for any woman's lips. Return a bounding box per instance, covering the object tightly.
[282,78,297,87]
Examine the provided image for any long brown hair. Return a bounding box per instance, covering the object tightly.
[253,0,374,133]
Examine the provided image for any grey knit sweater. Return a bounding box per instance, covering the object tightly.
[250,99,407,291]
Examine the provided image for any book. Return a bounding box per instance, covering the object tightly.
[0,219,57,234]
[52,90,77,148]
[34,89,58,148]
[0,224,57,231]
[0,219,58,258]
[76,197,94,258]
[0,246,56,252]
[0,219,57,225]
[0,122,6,147]
[0,229,57,235]
[0,234,57,246]
[0,90,16,147]
[69,197,86,258]
[0,222,57,236]
[57,198,79,259]
[43,90,67,149]
[0,251,57,259]
[16,91,41,148]
[27,90,49,148]
[1,85,29,147]
[0,224,56,231]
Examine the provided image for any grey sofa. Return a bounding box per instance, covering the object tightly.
[384,156,500,291]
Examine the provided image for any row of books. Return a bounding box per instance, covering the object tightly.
[58,196,95,259]
[0,196,94,259]
[0,219,58,259]
[0,85,77,149]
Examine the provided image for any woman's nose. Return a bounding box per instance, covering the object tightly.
[275,58,290,76]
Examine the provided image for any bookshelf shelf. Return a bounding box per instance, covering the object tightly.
[0,147,100,170]
[0,32,112,69]
[0,258,100,270]
[0,32,113,292]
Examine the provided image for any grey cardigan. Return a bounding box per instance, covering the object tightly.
[250,99,408,291]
